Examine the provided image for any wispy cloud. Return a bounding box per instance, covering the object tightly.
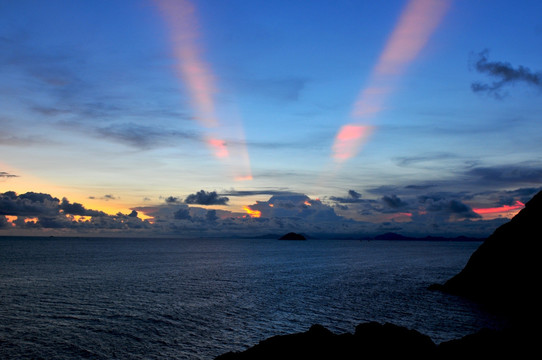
[0,171,18,178]
[471,50,542,99]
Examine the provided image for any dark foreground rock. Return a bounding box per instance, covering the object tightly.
[429,190,542,316]
[215,322,535,359]
[279,232,306,240]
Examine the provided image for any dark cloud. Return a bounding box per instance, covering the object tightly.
[471,50,542,99]
[165,196,181,204]
[0,171,18,178]
[206,210,218,222]
[418,196,480,220]
[404,184,436,191]
[466,164,542,185]
[0,191,148,232]
[60,198,105,217]
[185,190,229,205]
[0,191,59,216]
[382,194,408,209]
[219,189,299,197]
[0,215,10,228]
[330,190,364,203]
[173,208,191,220]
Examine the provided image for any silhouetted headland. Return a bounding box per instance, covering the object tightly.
[429,190,542,317]
[215,321,535,359]
[216,191,542,359]
[278,232,306,240]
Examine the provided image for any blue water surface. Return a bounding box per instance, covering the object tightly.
[0,237,505,359]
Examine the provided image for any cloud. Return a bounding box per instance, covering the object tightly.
[466,163,542,186]
[173,207,191,220]
[417,196,480,220]
[95,123,200,150]
[184,190,229,205]
[220,189,302,197]
[0,171,18,178]
[60,198,106,217]
[165,196,181,204]
[329,189,364,203]
[471,50,542,98]
[0,191,60,216]
[0,191,148,232]
[382,194,408,209]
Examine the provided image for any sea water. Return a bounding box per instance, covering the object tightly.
[0,237,506,359]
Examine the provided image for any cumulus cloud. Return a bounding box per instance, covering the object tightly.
[165,196,181,204]
[185,190,229,205]
[471,50,542,99]
[0,191,149,233]
[0,191,60,216]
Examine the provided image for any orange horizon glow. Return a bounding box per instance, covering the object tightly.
[332,0,450,162]
[243,206,261,218]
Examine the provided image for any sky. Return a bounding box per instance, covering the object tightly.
[1,0,542,238]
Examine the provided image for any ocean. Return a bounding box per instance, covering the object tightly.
[0,237,506,359]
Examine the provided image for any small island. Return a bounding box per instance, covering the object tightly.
[278,232,306,240]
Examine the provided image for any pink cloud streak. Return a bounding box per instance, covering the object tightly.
[333,0,450,162]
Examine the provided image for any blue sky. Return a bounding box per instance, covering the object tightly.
[1,0,542,238]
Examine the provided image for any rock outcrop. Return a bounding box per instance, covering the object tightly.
[430,190,541,316]
[215,322,436,360]
[215,321,535,359]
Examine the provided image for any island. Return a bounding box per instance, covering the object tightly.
[279,232,306,240]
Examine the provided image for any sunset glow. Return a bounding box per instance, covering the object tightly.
[473,201,525,215]
[332,125,373,161]
[243,206,261,218]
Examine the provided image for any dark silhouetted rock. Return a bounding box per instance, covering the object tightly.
[430,190,542,316]
[215,322,536,360]
[215,322,436,360]
[279,232,306,240]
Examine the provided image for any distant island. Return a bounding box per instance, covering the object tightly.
[278,232,306,240]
